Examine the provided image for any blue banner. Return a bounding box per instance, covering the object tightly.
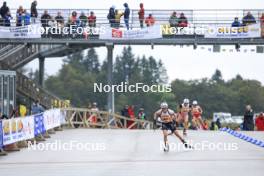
[34,114,46,136]
[0,120,3,149]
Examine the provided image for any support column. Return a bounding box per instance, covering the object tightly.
[106,43,114,114]
[39,56,45,87]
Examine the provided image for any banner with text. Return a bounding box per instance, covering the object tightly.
[0,24,41,38]
[99,25,162,40]
[2,116,35,145]
[205,23,261,38]
[43,109,61,130]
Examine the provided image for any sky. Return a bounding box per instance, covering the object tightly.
[4,0,264,84]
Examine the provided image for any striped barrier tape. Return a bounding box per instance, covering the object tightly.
[220,127,264,148]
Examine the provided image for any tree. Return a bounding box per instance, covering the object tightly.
[211,69,223,83]
[82,48,100,73]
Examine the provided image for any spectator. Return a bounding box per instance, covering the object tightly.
[90,102,99,124]
[31,99,44,115]
[55,12,64,27]
[145,14,155,27]
[23,10,31,26]
[30,0,38,24]
[3,10,12,26]
[138,108,146,129]
[178,13,188,27]
[216,118,221,129]
[79,12,87,27]
[16,5,24,15]
[231,17,241,27]
[128,105,135,129]
[68,11,78,26]
[203,120,209,130]
[107,6,115,27]
[210,121,219,131]
[138,108,146,120]
[115,10,124,28]
[169,11,179,28]
[123,3,130,30]
[88,11,96,28]
[121,105,129,127]
[128,105,135,119]
[121,105,129,117]
[16,7,24,26]
[19,104,27,117]
[0,1,9,19]
[255,112,264,131]
[242,12,256,26]
[41,10,52,27]
[243,105,254,131]
[260,13,264,37]
[138,3,144,28]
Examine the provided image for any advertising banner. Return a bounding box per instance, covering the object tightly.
[34,114,46,136]
[0,24,41,38]
[2,116,35,145]
[43,109,61,130]
[205,23,261,38]
[99,25,162,40]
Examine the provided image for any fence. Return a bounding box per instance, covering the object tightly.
[2,9,264,28]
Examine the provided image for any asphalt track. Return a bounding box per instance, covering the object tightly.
[0,129,263,176]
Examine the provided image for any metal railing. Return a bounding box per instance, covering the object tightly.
[1,9,263,28]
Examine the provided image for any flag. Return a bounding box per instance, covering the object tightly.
[34,114,45,136]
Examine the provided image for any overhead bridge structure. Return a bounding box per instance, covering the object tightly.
[0,9,264,110]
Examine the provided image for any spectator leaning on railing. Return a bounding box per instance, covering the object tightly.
[88,11,96,28]
[30,0,38,24]
[3,10,12,26]
[31,99,44,115]
[23,10,31,25]
[16,6,24,26]
[115,10,124,29]
[41,10,52,27]
[178,13,188,27]
[138,3,145,28]
[242,12,256,26]
[169,11,179,28]
[55,12,64,27]
[260,13,264,37]
[231,17,242,27]
[79,12,87,27]
[145,13,155,27]
[68,11,78,26]
[107,6,116,28]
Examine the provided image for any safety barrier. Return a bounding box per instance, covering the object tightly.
[0,109,65,155]
[63,107,153,129]
[220,127,264,148]
[0,108,153,155]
